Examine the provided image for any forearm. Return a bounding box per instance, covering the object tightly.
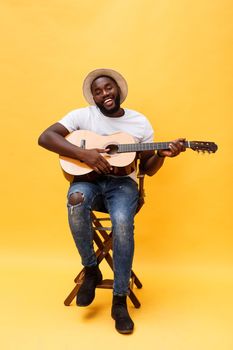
[38,130,85,160]
[140,153,165,176]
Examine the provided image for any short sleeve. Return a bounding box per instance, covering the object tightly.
[142,117,154,143]
[58,108,87,132]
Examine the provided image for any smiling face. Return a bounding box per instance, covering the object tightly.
[91,76,123,117]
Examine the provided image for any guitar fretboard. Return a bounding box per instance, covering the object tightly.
[118,141,190,153]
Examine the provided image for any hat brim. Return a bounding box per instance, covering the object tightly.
[82,68,128,105]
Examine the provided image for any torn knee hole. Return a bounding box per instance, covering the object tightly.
[68,192,84,205]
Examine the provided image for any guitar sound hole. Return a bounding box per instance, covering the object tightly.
[105,144,119,155]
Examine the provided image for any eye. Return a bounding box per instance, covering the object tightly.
[95,89,101,96]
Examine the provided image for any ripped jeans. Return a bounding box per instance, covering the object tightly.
[67,175,139,296]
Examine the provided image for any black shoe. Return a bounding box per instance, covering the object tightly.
[76,265,102,306]
[111,295,134,334]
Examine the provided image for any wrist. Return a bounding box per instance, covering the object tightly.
[77,147,87,161]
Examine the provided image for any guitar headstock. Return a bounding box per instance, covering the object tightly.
[190,141,218,153]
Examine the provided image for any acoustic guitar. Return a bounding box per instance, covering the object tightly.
[59,130,218,180]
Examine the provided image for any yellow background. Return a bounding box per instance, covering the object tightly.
[0,1,232,349]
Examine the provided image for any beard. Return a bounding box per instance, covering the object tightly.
[95,93,121,116]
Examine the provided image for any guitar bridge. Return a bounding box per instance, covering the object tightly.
[80,139,86,149]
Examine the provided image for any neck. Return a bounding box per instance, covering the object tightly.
[99,107,125,118]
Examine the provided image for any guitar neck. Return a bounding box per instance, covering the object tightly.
[118,141,190,153]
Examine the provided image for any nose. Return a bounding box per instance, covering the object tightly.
[102,89,109,97]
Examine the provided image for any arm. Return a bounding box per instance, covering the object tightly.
[38,123,112,174]
[139,138,186,176]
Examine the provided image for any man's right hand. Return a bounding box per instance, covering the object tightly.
[79,148,112,174]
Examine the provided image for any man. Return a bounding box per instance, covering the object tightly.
[38,68,185,334]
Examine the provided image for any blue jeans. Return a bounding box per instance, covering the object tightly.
[67,175,139,296]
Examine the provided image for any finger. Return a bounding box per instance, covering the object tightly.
[96,149,112,170]
[169,143,182,157]
[172,140,185,152]
[96,148,109,153]
[91,149,112,171]
[177,138,186,151]
[93,167,101,174]
[99,158,113,172]
[99,154,113,170]
[169,143,179,155]
[101,164,113,174]
[91,155,112,173]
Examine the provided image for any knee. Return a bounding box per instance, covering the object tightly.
[68,192,84,206]
[112,212,134,227]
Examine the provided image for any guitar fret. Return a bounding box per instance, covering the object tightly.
[118,141,190,153]
[118,142,170,153]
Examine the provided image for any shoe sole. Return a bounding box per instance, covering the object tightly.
[116,328,134,334]
[111,315,134,334]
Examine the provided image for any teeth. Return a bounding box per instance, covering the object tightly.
[104,98,112,103]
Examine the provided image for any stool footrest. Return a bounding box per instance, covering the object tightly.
[97,279,113,289]
[93,227,112,231]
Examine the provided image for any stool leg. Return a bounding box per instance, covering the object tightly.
[74,269,85,283]
[131,270,143,289]
[128,288,141,308]
[64,270,85,306]
[64,283,81,306]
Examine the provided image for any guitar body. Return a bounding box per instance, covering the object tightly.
[59,130,218,181]
[59,130,137,178]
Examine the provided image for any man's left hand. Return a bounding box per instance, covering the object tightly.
[157,138,186,158]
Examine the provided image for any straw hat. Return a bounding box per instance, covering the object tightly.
[82,68,128,105]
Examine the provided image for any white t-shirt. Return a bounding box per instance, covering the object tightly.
[58,105,154,180]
